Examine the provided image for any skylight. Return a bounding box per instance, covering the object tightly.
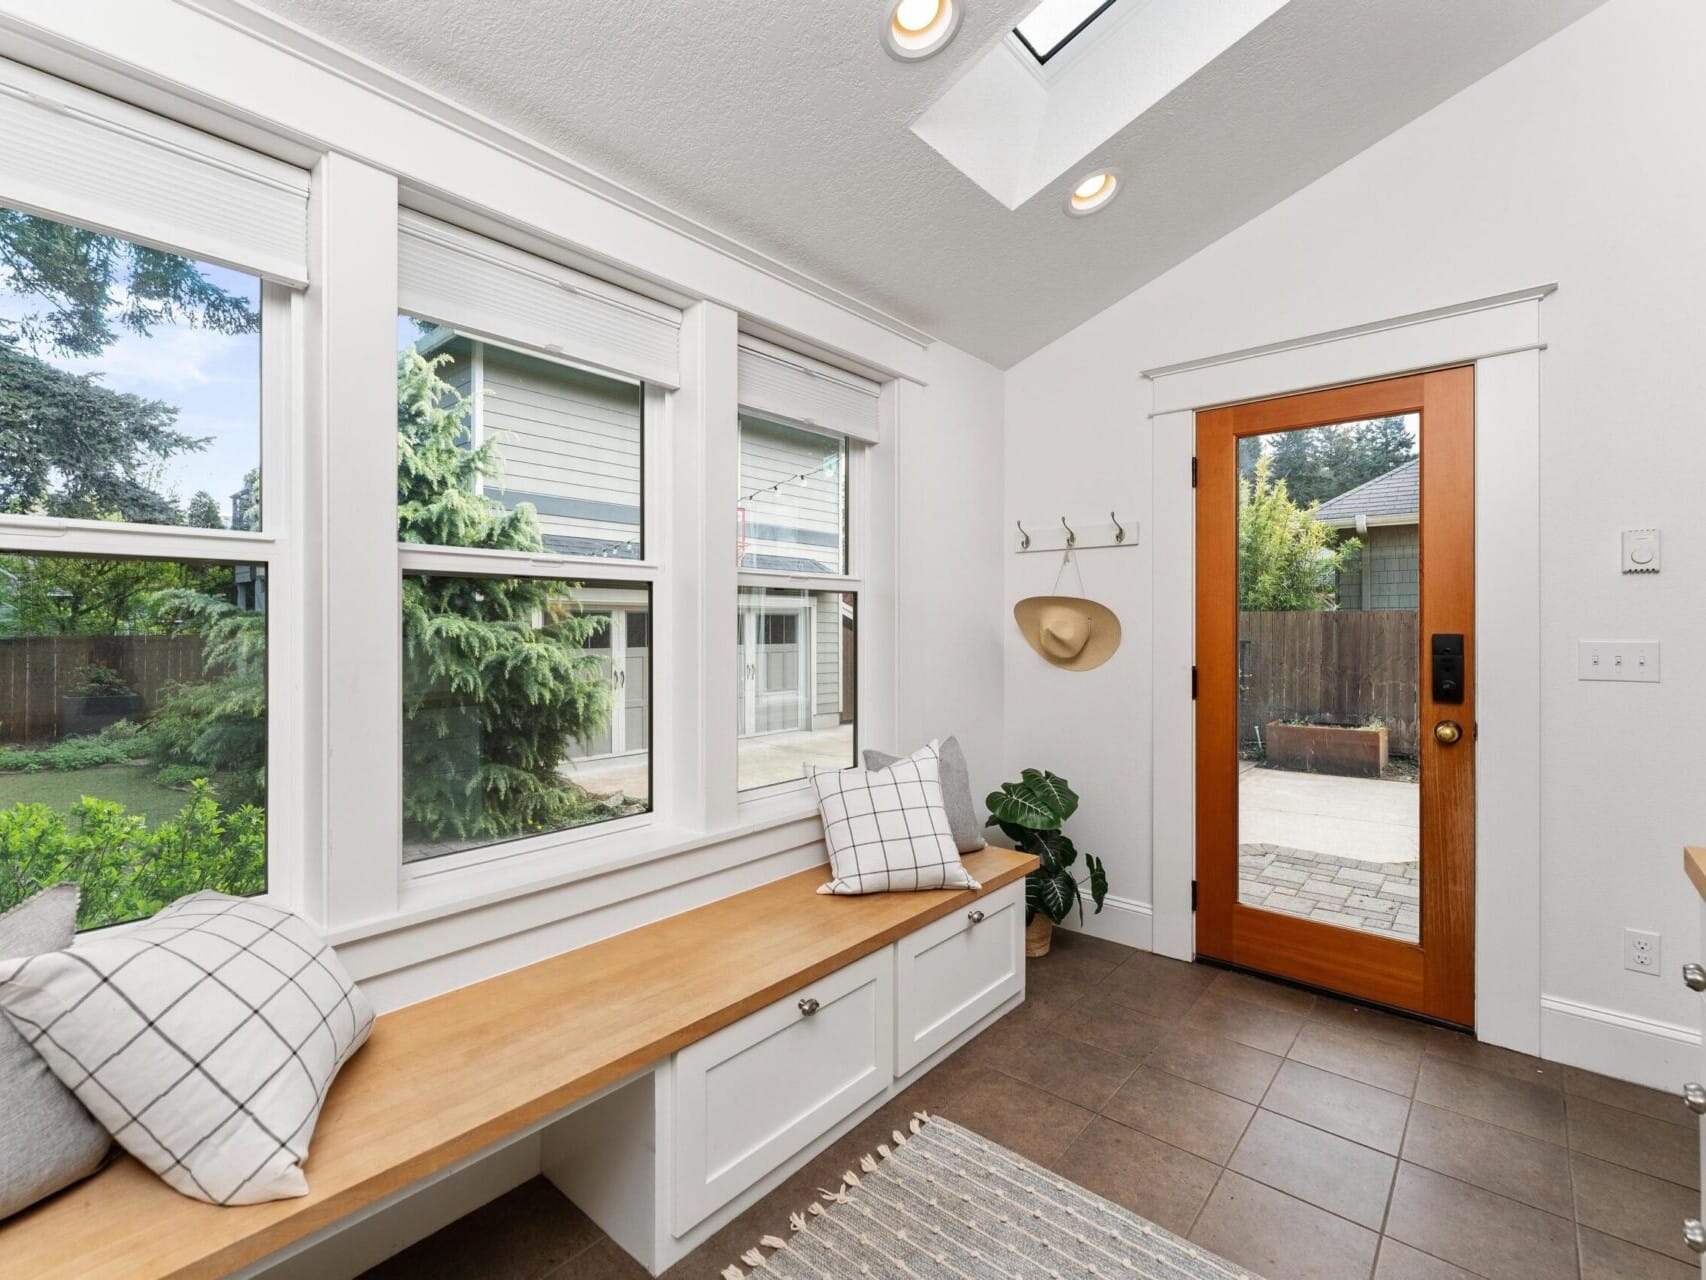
[1014,0,1120,63]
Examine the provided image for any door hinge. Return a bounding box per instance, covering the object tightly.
[1191,665,1198,699]
[1191,879,1198,911]
[1191,456,1198,487]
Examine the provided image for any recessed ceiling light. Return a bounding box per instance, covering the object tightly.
[884,0,962,61]
[1066,168,1120,216]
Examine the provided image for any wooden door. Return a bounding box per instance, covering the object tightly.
[1195,368,1475,1025]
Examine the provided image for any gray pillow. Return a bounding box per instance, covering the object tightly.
[0,884,111,1221]
[864,735,987,854]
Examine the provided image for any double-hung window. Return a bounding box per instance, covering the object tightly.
[393,214,678,866]
[734,337,879,793]
[0,62,306,929]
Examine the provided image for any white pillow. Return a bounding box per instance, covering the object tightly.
[812,741,982,896]
[0,893,374,1206]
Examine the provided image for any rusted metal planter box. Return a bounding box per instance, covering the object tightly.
[1265,720,1388,778]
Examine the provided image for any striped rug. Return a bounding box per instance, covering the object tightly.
[724,1114,1259,1279]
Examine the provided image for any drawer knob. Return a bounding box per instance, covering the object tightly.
[967,909,986,925]
[798,997,820,1016]
[1685,1083,1706,1115]
[1686,1219,1706,1254]
[1685,963,1706,992]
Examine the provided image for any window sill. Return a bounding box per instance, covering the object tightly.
[325,794,823,948]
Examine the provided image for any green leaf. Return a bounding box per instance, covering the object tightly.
[1032,868,1079,925]
[1085,854,1109,914]
[1021,771,1079,823]
[985,782,1057,831]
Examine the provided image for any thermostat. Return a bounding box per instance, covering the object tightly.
[1622,528,1660,574]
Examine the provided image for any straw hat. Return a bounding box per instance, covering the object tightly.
[1013,595,1121,671]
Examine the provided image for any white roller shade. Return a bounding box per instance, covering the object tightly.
[737,336,882,444]
[0,59,309,286]
[398,212,682,389]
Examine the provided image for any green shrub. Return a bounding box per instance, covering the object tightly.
[0,780,264,931]
[0,720,151,773]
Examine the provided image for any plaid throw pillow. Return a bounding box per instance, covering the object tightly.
[0,893,374,1205]
[812,741,982,896]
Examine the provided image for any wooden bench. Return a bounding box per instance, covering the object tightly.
[0,847,1036,1280]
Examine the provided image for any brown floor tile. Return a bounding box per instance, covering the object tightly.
[548,1239,651,1280]
[1385,1162,1577,1280]
[1190,1170,1380,1280]
[1228,1109,1395,1228]
[889,1046,985,1117]
[1564,1065,1692,1128]
[1401,1100,1573,1217]
[1263,1058,1411,1154]
[1567,1093,1699,1189]
[360,1179,602,1280]
[1026,934,1124,987]
[1100,951,1216,1020]
[1289,1019,1423,1095]
[1413,1057,1566,1144]
[1577,1223,1701,1280]
[1053,999,1170,1064]
[1046,928,1138,967]
[1051,1115,1221,1237]
[1022,965,1103,1021]
[977,1015,1136,1110]
[1101,1065,1255,1163]
[935,1065,1095,1166]
[1570,1151,1700,1264]
[1180,988,1306,1055]
[1308,996,1432,1050]
[1206,967,1320,1017]
[1422,1026,1562,1089]
[1373,1239,1482,1279]
[1144,1023,1284,1104]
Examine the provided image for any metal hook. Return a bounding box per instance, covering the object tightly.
[1016,519,1031,551]
[1061,516,1076,548]
[1111,511,1125,544]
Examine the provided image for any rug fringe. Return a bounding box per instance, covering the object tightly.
[725,1113,935,1276]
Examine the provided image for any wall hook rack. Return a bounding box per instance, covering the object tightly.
[1013,513,1139,554]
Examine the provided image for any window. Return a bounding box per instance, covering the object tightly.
[396,317,644,559]
[0,200,282,932]
[1014,0,1119,63]
[394,229,662,865]
[736,587,856,791]
[1,204,263,530]
[737,415,848,575]
[400,573,650,863]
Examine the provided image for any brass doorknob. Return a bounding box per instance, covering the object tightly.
[1434,720,1463,746]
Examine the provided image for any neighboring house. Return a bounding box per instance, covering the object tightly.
[1312,458,1419,610]
[415,329,848,757]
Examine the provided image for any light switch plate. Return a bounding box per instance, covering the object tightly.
[1578,640,1660,682]
[1622,528,1660,573]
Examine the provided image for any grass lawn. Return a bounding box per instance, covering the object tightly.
[0,764,195,827]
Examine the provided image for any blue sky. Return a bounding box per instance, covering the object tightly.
[0,253,261,525]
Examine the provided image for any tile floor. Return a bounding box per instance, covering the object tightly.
[359,934,1700,1280]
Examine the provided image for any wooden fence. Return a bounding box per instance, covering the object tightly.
[0,635,207,744]
[1238,610,1420,756]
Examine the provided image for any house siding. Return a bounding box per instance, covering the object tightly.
[1337,525,1418,611]
[738,416,845,574]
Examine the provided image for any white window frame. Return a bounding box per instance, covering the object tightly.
[0,265,303,924]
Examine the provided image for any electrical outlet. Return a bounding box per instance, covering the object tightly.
[1624,928,1661,976]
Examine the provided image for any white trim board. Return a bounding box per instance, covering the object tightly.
[1058,894,1153,952]
[1145,291,1549,1060]
[1540,995,1700,1093]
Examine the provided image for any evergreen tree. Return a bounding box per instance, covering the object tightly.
[1258,415,1418,507]
[397,346,613,844]
[185,490,225,530]
[1238,457,1361,611]
[230,468,261,532]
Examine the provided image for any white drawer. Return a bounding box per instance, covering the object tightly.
[671,947,893,1236]
[895,880,1025,1075]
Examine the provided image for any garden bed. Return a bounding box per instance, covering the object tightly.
[1265,719,1388,777]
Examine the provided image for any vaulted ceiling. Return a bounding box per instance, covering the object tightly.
[248,0,1605,367]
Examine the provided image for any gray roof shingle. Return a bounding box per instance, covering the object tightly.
[1312,458,1419,526]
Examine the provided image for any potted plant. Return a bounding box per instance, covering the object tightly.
[986,769,1108,957]
[60,663,142,738]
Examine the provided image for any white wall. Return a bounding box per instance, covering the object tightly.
[897,343,1007,803]
[1004,0,1706,1070]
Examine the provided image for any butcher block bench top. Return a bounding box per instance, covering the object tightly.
[0,847,1036,1280]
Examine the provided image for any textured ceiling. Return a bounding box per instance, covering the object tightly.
[248,0,1605,367]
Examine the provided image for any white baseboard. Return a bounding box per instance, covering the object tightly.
[1540,993,1701,1092]
[1057,894,1152,951]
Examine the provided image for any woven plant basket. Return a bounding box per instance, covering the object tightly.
[1024,914,1053,958]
